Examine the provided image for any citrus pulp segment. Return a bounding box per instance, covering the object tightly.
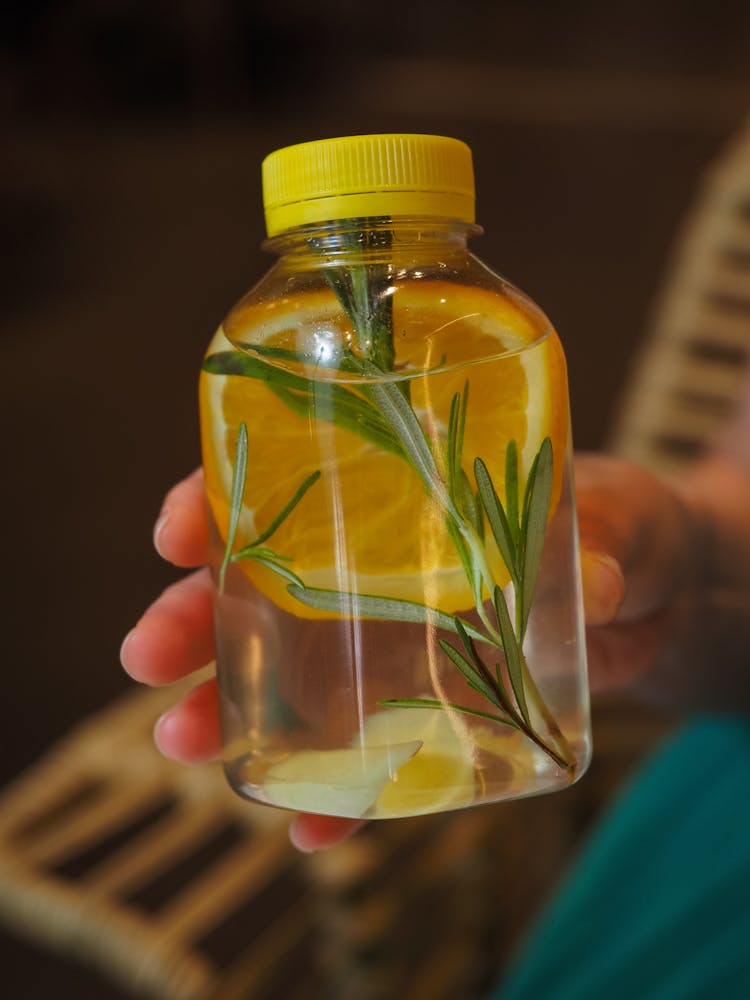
[199,282,567,617]
[360,706,477,817]
[262,741,422,817]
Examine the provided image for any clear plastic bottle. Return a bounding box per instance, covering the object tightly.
[199,134,591,820]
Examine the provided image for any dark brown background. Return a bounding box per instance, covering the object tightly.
[2,1,750,994]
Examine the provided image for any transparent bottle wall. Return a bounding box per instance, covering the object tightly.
[201,276,590,820]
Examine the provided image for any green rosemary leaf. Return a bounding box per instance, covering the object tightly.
[505,440,520,547]
[446,517,469,572]
[377,697,520,730]
[308,382,398,443]
[519,447,540,561]
[456,380,469,471]
[437,639,503,708]
[361,223,395,372]
[520,436,553,635]
[279,383,405,459]
[474,457,518,582]
[446,519,483,610]
[349,253,371,328]
[205,351,404,459]
[453,619,519,722]
[446,390,460,487]
[219,422,248,593]
[203,350,312,391]
[286,585,489,641]
[243,553,306,589]
[446,382,469,498]
[317,219,395,367]
[474,488,485,541]
[363,364,449,503]
[454,619,505,697]
[493,585,530,727]
[232,545,291,563]
[250,470,321,548]
[356,359,459,516]
[455,617,482,662]
[262,384,311,420]
[323,268,357,329]
[457,467,483,537]
[370,310,396,375]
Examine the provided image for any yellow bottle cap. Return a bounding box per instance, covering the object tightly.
[262,133,475,237]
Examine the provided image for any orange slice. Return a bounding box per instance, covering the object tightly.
[199,281,567,616]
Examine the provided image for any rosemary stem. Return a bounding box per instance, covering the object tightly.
[521,656,577,770]
[518,720,575,774]
[476,600,501,643]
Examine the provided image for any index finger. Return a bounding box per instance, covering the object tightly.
[154,468,210,567]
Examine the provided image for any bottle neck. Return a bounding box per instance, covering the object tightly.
[263,216,480,269]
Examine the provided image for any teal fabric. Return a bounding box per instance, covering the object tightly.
[493,716,750,1000]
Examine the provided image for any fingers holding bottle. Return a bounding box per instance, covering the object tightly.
[154,468,210,568]
[154,677,222,762]
[575,453,696,693]
[120,568,215,686]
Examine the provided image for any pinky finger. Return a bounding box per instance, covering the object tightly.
[154,678,222,763]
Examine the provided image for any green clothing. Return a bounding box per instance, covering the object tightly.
[494,716,750,999]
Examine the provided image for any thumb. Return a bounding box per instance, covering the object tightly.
[575,454,692,626]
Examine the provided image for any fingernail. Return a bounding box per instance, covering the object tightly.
[153,507,171,556]
[581,550,625,625]
[119,628,137,669]
[153,710,176,758]
[288,819,316,853]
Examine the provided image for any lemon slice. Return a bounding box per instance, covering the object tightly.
[262,741,422,818]
[360,706,477,818]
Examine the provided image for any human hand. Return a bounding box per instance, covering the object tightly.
[119,454,713,850]
[119,469,366,851]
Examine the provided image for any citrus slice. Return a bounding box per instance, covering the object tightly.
[199,281,567,616]
[262,741,422,817]
[361,705,476,817]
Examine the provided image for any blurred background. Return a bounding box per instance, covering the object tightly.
[2,1,750,996]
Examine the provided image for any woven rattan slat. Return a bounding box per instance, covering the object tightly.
[154,831,296,943]
[621,397,731,443]
[22,779,170,868]
[611,117,750,473]
[0,677,320,999]
[690,308,750,346]
[0,862,218,999]
[82,807,228,898]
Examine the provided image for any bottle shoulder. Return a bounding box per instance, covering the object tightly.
[211,251,560,383]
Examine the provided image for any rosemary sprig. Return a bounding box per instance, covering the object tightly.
[519,438,554,636]
[203,351,405,460]
[239,470,321,550]
[287,584,491,644]
[211,223,576,774]
[443,382,490,626]
[218,423,319,594]
[493,584,529,727]
[219,422,247,592]
[314,220,397,377]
